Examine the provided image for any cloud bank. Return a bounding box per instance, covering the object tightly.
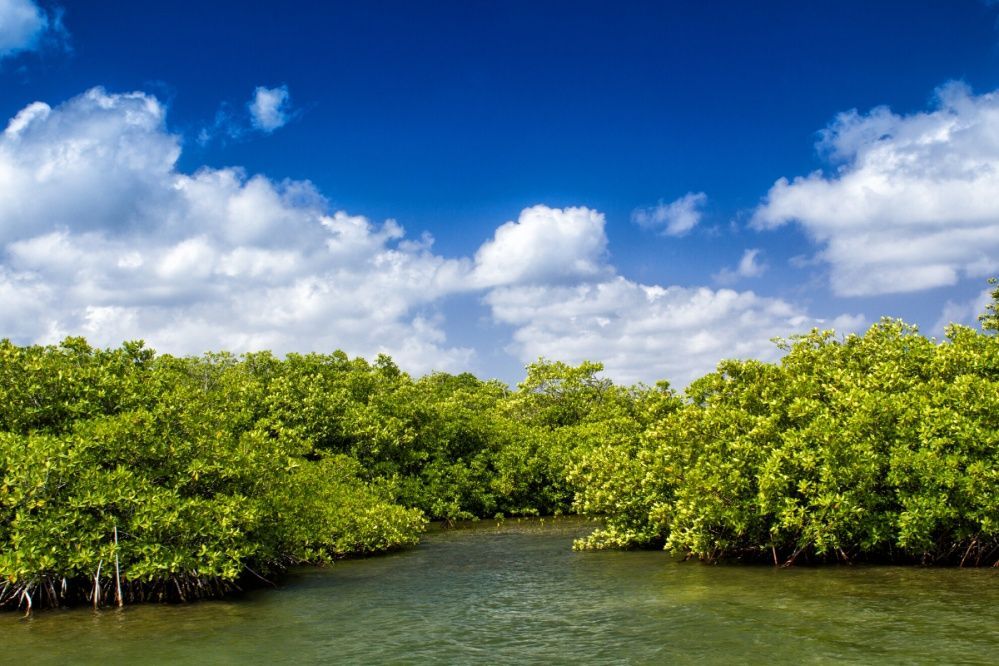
[0,87,471,373]
[0,87,860,385]
[487,279,863,387]
[753,82,999,296]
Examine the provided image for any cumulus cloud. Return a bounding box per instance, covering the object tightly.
[470,212,862,387]
[486,278,864,388]
[248,85,292,133]
[471,205,609,287]
[0,89,178,244]
[713,248,767,285]
[632,191,707,236]
[0,86,862,385]
[753,81,999,296]
[0,87,472,373]
[0,0,63,61]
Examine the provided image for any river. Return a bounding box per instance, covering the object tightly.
[4,518,997,664]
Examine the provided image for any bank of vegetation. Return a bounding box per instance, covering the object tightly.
[2,282,997,611]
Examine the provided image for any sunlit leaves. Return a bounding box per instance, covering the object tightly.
[575,317,999,565]
[0,341,426,610]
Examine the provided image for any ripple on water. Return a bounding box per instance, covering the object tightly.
[3,517,998,665]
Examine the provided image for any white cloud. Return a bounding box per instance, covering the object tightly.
[0,86,862,386]
[0,0,45,58]
[472,212,862,387]
[0,0,64,61]
[471,205,610,287]
[486,277,864,388]
[0,87,472,374]
[714,248,767,285]
[201,85,294,143]
[753,81,999,296]
[248,85,292,133]
[632,191,707,236]
[0,88,178,245]
[931,286,995,334]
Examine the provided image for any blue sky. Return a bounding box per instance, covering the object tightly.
[2,0,999,386]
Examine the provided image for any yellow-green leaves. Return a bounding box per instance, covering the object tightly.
[574,319,999,566]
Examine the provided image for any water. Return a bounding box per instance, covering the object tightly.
[4,518,998,664]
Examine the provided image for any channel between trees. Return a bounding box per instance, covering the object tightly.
[2,282,998,612]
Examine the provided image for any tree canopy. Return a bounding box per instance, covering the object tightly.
[2,281,998,611]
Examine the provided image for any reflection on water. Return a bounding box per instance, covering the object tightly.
[4,518,998,664]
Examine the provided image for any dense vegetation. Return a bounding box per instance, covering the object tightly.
[2,284,997,611]
[573,320,998,567]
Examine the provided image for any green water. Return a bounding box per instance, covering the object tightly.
[4,518,998,664]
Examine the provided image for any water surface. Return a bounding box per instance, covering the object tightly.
[4,518,997,664]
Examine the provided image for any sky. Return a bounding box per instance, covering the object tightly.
[2,0,999,387]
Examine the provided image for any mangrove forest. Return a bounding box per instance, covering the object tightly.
[1,281,998,612]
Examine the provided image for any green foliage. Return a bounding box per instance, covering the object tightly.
[499,360,651,517]
[979,277,999,332]
[1,344,632,611]
[568,381,680,549]
[4,292,998,611]
[0,341,424,611]
[574,319,999,566]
